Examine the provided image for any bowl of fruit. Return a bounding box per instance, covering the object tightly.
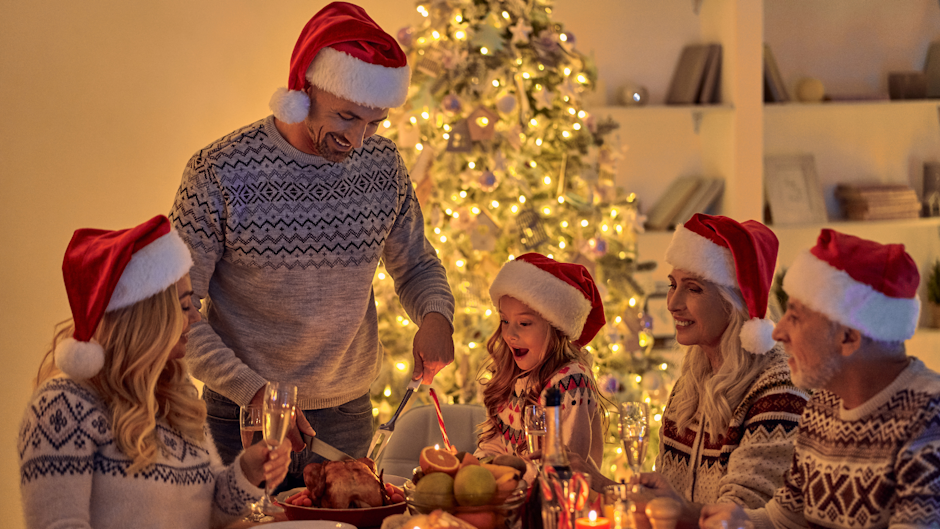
[404,447,528,529]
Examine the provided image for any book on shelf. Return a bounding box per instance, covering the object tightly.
[645,176,725,231]
[666,44,722,105]
[697,45,722,104]
[669,178,724,228]
[835,183,921,220]
[763,44,789,103]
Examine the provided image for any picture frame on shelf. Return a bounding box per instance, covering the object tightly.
[646,293,674,340]
[764,154,828,226]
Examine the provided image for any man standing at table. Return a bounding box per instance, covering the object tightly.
[700,229,940,528]
[170,2,455,489]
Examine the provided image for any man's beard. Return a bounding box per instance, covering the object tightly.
[307,126,351,163]
[791,353,840,391]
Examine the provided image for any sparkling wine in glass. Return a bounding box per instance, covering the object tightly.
[257,382,297,514]
[619,401,650,477]
[523,404,547,455]
[239,405,264,449]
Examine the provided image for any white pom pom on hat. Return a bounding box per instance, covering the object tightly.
[269,2,411,123]
[56,215,193,380]
[665,213,780,354]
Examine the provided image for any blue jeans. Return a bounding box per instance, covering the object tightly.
[203,387,374,492]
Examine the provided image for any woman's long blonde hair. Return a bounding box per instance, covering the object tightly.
[477,323,589,451]
[36,285,206,473]
[667,282,777,441]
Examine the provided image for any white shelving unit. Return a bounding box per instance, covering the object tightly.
[586,0,940,360]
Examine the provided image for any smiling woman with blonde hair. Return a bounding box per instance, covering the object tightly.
[637,214,809,526]
[19,215,290,529]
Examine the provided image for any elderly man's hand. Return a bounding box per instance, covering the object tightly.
[412,312,455,384]
[700,503,751,529]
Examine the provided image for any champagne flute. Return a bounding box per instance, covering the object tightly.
[239,404,266,521]
[619,401,650,478]
[523,405,547,456]
[239,405,264,449]
[257,381,297,514]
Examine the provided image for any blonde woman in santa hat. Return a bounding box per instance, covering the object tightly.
[170,1,454,489]
[18,215,291,529]
[475,253,607,481]
[632,214,809,525]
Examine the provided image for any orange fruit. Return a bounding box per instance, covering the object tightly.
[420,446,461,476]
[454,510,497,529]
[459,452,480,468]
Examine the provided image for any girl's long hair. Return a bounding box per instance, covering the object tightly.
[36,285,206,474]
[667,282,777,441]
[477,323,588,450]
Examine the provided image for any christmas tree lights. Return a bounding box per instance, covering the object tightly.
[369,0,675,478]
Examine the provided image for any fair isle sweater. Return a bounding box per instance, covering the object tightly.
[657,352,809,507]
[170,115,455,410]
[750,358,940,529]
[476,361,603,479]
[18,378,260,529]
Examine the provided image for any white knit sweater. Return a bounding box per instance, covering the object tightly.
[18,378,261,529]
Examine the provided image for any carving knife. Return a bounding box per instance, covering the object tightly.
[304,434,354,461]
[366,378,421,462]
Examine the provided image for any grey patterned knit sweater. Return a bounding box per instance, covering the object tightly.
[170,115,454,410]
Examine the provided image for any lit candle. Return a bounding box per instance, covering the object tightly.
[575,510,611,529]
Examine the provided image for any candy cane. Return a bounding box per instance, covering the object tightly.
[427,388,453,451]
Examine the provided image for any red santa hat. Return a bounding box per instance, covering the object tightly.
[489,253,606,347]
[55,215,193,380]
[269,2,411,124]
[665,214,779,354]
[782,229,920,342]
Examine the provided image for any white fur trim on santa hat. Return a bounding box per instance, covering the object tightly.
[269,87,311,124]
[107,229,193,311]
[665,225,736,287]
[307,47,410,110]
[55,336,105,380]
[740,317,776,355]
[783,249,921,342]
[489,259,592,340]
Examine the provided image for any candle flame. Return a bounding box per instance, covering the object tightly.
[589,510,597,522]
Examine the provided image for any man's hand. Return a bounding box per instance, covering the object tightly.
[412,312,455,384]
[250,386,317,452]
[700,503,751,529]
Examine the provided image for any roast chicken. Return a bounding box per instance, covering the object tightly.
[303,457,387,509]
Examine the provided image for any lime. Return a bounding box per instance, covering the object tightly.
[453,464,497,506]
[414,471,455,509]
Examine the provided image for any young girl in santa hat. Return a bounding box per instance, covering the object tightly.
[18,215,291,529]
[475,253,607,477]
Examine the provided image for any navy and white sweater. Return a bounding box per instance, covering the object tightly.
[18,377,260,529]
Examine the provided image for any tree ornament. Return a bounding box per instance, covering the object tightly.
[509,18,532,45]
[397,26,415,49]
[469,210,500,252]
[479,171,498,192]
[416,49,444,78]
[446,119,473,152]
[516,209,548,251]
[533,85,554,110]
[441,93,462,114]
[496,94,517,114]
[467,106,498,141]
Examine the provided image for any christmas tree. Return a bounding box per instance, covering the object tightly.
[369,0,675,478]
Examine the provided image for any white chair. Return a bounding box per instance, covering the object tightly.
[376,403,487,480]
